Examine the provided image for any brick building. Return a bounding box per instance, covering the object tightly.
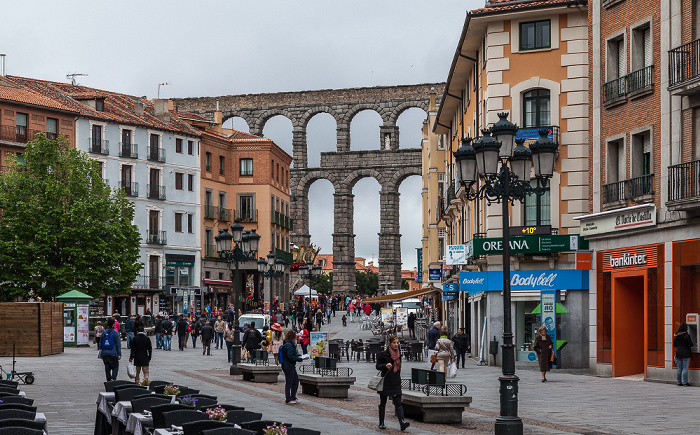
[582,0,700,382]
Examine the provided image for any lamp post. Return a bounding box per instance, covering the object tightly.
[453,112,557,435]
[257,251,286,317]
[297,263,322,330]
[215,222,260,365]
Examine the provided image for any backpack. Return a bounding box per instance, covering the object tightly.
[278,342,290,365]
[101,329,116,350]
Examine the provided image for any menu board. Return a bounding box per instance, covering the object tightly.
[381,307,393,325]
[77,305,90,345]
[310,332,328,357]
[395,307,408,331]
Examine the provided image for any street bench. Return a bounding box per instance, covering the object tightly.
[401,390,472,423]
[297,364,355,398]
[236,363,281,383]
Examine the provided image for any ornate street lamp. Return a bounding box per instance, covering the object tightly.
[453,112,558,435]
[297,263,323,329]
[258,251,286,316]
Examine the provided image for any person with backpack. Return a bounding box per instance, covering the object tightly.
[99,318,122,381]
[161,317,173,351]
[280,329,304,404]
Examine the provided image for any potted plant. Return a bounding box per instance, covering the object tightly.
[139,377,151,387]
[163,383,180,403]
[180,395,198,407]
[264,423,288,435]
[205,405,227,421]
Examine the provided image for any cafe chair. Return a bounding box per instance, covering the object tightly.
[130,396,171,414]
[114,387,150,403]
[151,403,193,429]
[224,411,262,426]
[0,405,36,413]
[202,404,244,413]
[239,421,292,435]
[201,429,256,435]
[287,428,322,435]
[192,398,218,410]
[182,420,237,435]
[104,380,134,392]
[0,420,44,431]
[162,409,208,428]
[0,427,44,435]
[0,397,33,406]
[0,410,36,421]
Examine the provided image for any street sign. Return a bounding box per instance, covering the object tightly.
[428,268,442,281]
[466,234,588,257]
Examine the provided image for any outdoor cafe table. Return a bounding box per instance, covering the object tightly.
[126,412,153,435]
[111,400,133,435]
[34,412,48,434]
[95,392,115,435]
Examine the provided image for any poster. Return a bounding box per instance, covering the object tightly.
[77,305,90,345]
[310,332,328,357]
[381,307,393,325]
[395,307,408,331]
[64,327,75,343]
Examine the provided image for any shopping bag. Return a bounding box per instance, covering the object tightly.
[127,363,137,379]
[448,362,457,378]
[367,371,386,391]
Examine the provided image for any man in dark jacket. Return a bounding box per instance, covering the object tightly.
[452,328,470,368]
[125,315,135,349]
[407,313,416,339]
[281,330,304,404]
[161,317,173,351]
[200,320,214,356]
[154,315,163,349]
[129,325,152,383]
[426,321,441,350]
[242,321,262,358]
[176,316,188,351]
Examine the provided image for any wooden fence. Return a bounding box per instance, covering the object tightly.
[0,302,63,356]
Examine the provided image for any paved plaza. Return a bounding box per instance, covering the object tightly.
[2,316,698,435]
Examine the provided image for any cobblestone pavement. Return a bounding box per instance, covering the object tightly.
[3,314,699,434]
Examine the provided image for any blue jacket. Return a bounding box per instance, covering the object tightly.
[100,328,122,358]
[280,341,303,370]
[427,326,440,350]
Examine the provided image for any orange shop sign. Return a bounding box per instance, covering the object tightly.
[601,245,658,272]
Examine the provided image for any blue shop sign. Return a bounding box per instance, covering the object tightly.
[460,270,589,295]
[428,268,442,281]
[442,294,457,301]
[443,283,459,293]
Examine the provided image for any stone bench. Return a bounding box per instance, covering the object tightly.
[298,373,356,398]
[236,363,281,383]
[401,390,472,424]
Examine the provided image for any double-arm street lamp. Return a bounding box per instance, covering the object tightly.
[453,112,558,435]
[297,263,322,328]
[257,251,286,316]
[215,222,260,361]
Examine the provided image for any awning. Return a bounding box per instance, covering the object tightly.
[363,287,441,303]
[203,278,231,286]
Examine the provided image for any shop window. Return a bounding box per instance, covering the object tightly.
[523,89,550,128]
[597,268,613,364]
[519,20,551,51]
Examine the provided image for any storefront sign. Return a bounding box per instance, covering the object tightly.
[442,294,457,301]
[601,245,658,272]
[416,249,423,283]
[576,251,593,270]
[466,235,587,257]
[428,268,442,281]
[575,204,656,236]
[443,283,459,293]
[460,270,589,294]
[446,244,471,265]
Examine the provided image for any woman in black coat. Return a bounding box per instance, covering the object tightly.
[375,335,410,431]
[533,325,553,382]
[674,322,694,386]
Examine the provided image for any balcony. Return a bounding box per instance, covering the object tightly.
[669,38,700,95]
[119,142,138,158]
[603,77,627,104]
[133,275,166,291]
[147,146,165,162]
[205,243,218,258]
[204,205,217,219]
[603,174,654,205]
[0,125,33,143]
[146,230,167,245]
[119,181,139,197]
[218,207,232,222]
[668,159,700,210]
[237,208,258,223]
[89,138,109,155]
[147,184,166,200]
[627,65,654,96]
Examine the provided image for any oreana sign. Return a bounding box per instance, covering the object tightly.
[465,234,587,257]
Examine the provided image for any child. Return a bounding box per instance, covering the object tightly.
[342,314,347,327]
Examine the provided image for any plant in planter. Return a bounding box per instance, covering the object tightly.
[264,422,288,435]
[205,405,227,421]
[180,395,198,407]
[139,377,151,387]
[163,384,180,396]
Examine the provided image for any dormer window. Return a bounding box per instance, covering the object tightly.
[95,98,104,112]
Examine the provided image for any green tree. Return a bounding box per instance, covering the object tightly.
[313,272,333,295]
[355,270,379,296]
[0,134,142,301]
[401,279,409,290]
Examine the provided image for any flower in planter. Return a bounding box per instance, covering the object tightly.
[139,377,151,387]
[264,422,288,435]
[163,384,180,395]
[180,395,198,407]
[205,405,227,421]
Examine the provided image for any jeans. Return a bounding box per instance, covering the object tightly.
[282,367,299,402]
[156,333,163,349]
[191,335,198,348]
[135,365,149,384]
[677,357,691,385]
[178,334,186,351]
[126,331,134,348]
[202,339,211,355]
[301,344,308,355]
[102,355,119,381]
[215,332,224,348]
[226,341,234,362]
[163,334,172,351]
[349,312,354,322]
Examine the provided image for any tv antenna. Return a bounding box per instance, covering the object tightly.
[66,73,87,86]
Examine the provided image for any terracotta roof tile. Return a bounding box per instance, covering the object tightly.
[471,0,584,15]
[0,78,78,113]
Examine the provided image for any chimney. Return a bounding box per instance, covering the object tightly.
[214,99,223,124]
[0,54,5,76]
[153,99,170,122]
[134,101,144,117]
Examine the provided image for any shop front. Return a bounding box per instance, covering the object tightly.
[462,269,589,368]
[673,238,700,374]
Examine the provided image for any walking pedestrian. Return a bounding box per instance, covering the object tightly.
[426,321,441,369]
[315,309,323,332]
[376,335,410,431]
[407,313,416,339]
[269,323,284,365]
[176,316,188,351]
[280,330,304,404]
[154,315,163,349]
[161,317,173,351]
[533,325,553,382]
[349,303,355,323]
[326,306,332,324]
[200,320,214,356]
[191,318,201,348]
[224,323,236,363]
[435,327,455,374]
[452,328,470,368]
[674,322,694,386]
[94,321,104,350]
[243,321,263,360]
[112,313,121,337]
[125,315,135,349]
[129,325,152,384]
[298,324,310,355]
[214,315,226,349]
[99,318,121,381]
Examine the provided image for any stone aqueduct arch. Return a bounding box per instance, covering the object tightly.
[174,83,444,292]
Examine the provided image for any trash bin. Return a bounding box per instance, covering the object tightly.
[489,336,499,356]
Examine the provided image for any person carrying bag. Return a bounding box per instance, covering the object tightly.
[374,335,410,431]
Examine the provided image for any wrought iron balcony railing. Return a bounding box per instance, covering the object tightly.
[119,142,138,158]
[147,184,166,200]
[119,181,138,197]
[146,230,167,245]
[670,38,700,87]
[89,138,109,155]
[132,275,166,291]
[603,76,627,102]
[0,125,41,143]
[147,146,165,162]
[237,209,258,223]
[204,205,217,219]
[669,159,700,202]
[603,174,655,204]
[627,65,654,94]
[218,207,232,222]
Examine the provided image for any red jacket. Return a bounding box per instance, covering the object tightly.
[364,304,372,315]
[299,329,310,345]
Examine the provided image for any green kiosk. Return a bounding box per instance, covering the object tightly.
[56,290,94,347]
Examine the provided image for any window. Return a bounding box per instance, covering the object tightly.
[630,24,653,93]
[523,89,550,128]
[188,140,194,155]
[240,158,253,176]
[121,165,133,195]
[631,131,653,197]
[276,163,280,182]
[218,272,224,280]
[176,138,183,153]
[606,139,625,183]
[520,20,551,51]
[95,99,104,112]
[205,271,211,279]
[91,124,103,153]
[46,118,58,139]
[175,172,184,190]
[187,174,194,191]
[219,155,225,175]
[175,213,183,232]
[524,181,551,225]
[187,214,193,234]
[239,194,255,221]
[271,160,275,178]
[205,152,212,172]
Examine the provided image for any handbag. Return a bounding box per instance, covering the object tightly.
[551,355,558,366]
[430,353,438,364]
[367,370,387,391]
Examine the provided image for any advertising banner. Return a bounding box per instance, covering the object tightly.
[446,245,470,265]
[541,290,557,363]
[310,332,328,358]
[443,283,459,293]
[460,270,589,294]
[576,204,656,236]
[428,268,442,281]
[416,249,423,283]
[466,235,587,257]
[396,307,408,331]
[77,305,90,345]
[381,307,393,325]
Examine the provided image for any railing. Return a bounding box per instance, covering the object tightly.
[147,146,165,162]
[119,142,138,158]
[669,159,700,202]
[205,243,217,258]
[298,365,354,377]
[603,174,655,204]
[400,379,468,396]
[603,179,628,203]
[237,209,258,223]
[218,207,232,222]
[603,76,627,102]
[147,184,166,200]
[670,38,700,87]
[132,275,166,290]
[119,181,139,197]
[89,138,109,154]
[46,132,58,140]
[628,173,654,197]
[627,65,654,93]
[146,230,167,245]
[204,205,217,219]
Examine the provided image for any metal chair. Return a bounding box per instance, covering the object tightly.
[224,410,263,425]
[104,380,134,392]
[239,421,292,435]
[0,405,36,413]
[201,429,256,435]
[182,420,237,435]
[162,409,208,428]
[114,387,150,403]
[0,397,32,406]
[0,420,44,431]
[0,428,43,435]
[0,410,36,421]
[130,396,171,414]
[151,403,193,428]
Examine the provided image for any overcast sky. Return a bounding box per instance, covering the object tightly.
[2,0,481,272]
